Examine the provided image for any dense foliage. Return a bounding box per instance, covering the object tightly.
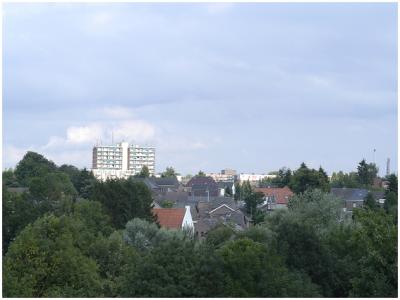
[3,152,398,297]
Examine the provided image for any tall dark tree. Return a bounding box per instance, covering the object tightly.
[234,182,241,201]
[3,188,40,254]
[161,167,179,178]
[3,169,18,187]
[357,159,378,186]
[197,170,206,177]
[91,178,155,229]
[363,192,377,210]
[14,152,58,186]
[3,215,103,297]
[386,174,398,195]
[289,163,329,194]
[138,166,150,178]
[244,191,265,223]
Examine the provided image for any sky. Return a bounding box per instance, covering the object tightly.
[3,3,398,176]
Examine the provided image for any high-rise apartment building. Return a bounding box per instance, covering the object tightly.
[92,142,155,180]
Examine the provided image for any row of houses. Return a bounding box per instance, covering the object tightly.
[147,175,388,238]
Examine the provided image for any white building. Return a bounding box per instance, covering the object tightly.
[92,142,155,180]
[238,173,276,184]
[207,169,237,182]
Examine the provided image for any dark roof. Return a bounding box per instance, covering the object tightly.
[371,191,385,200]
[132,178,159,190]
[330,188,368,201]
[151,177,180,187]
[194,209,247,234]
[186,176,218,188]
[154,191,190,203]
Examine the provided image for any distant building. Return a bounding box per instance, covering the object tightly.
[153,206,194,232]
[221,168,236,176]
[186,176,219,197]
[207,169,237,182]
[238,173,276,185]
[330,188,385,212]
[92,142,155,180]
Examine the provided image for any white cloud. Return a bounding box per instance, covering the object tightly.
[111,120,156,143]
[66,123,104,144]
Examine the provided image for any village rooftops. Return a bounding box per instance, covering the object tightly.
[255,186,294,205]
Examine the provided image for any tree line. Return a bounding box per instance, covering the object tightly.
[3,151,398,297]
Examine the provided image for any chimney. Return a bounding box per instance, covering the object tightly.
[387,158,390,176]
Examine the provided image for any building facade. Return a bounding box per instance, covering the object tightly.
[92,142,155,180]
[238,173,276,184]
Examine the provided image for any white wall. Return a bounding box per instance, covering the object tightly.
[182,206,194,232]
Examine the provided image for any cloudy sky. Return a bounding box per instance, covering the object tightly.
[3,3,398,175]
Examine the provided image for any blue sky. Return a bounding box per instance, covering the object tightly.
[3,3,398,175]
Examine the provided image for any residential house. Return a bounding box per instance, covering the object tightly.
[152,206,194,232]
[186,176,219,197]
[330,188,385,212]
[255,186,294,210]
[193,198,249,239]
[150,177,181,193]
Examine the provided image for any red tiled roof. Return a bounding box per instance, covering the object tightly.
[152,208,185,229]
[255,186,294,205]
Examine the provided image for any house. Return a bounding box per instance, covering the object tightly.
[186,176,219,197]
[217,181,235,196]
[193,198,249,239]
[152,206,194,232]
[330,188,385,212]
[255,186,294,210]
[149,177,181,193]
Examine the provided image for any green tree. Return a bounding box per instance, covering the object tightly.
[161,167,179,178]
[348,209,397,297]
[59,165,96,198]
[123,218,160,251]
[88,231,137,297]
[224,185,232,196]
[3,188,40,254]
[118,237,198,297]
[244,191,264,220]
[384,191,397,219]
[197,170,206,177]
[91,178,155,229]
[357,159,378,186]
[3,169,18,187]
[138,165,150,178]
[330,171,360,188]
[14,152,57,186]
[28,172,78,216]
[289,163,329,194]
[287,189,347,233]
[241,180,253,200]
[363,192,377,210]
[159,200,174,208]
[216,238,320,297]
[3,215,103,297]
[234,181,241,201]
[386,173,398,195]
[268,167,292,188]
